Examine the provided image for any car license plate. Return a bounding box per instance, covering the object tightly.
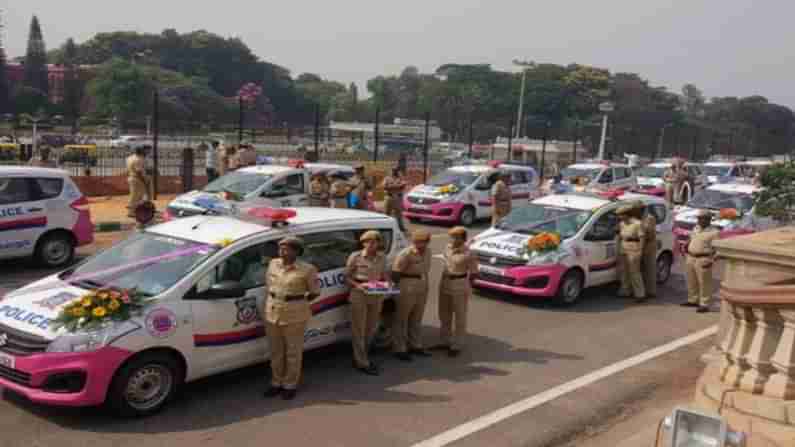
[478,265,505,276]
[0,352,15,369]
[412,204,431,210]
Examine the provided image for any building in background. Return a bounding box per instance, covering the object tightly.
[5,63,96,105]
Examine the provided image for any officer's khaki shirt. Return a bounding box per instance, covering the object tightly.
[345,250,386,283]
[265,259,319,325]
[619,218,645,245]
[687,225,719,256]
[642,214,657,245]
[442,244,477,276]
[383,176,406,196]
[491,180,511,204]
[350,174,370,198]
[393,246,431,280]
[330,180,349,198]
[126,154,145,181]
[309,179,329,200]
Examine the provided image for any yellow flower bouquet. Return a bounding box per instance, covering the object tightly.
[527,232,562,253]
[437,184,459,195]
[719,208,740,220]
[52,288,152,333]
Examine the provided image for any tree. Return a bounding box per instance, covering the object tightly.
[61,38,82,131]
[0,13,9,114]
[349,82,358,120]
[87,58,150,129]
[680,84,705,116]
[11,85,48,115]
[23,16,49,95]
[754,162,795,223]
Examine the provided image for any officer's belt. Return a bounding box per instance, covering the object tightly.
[622,238,641,242]
[444,273,468,280]
[310,194,328,200]
[387,192,404,197]
[400,273,423,279]
[270,293,307,302]
[688,252,713,258]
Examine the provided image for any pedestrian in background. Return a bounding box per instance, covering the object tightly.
[329,172,350,209]
[382,166,407,232]
[349,163,371,210]
[491,172,512,226]
[226,145,241,171]
[437,226,477,357]
[616,204,646,303]
[635,201,658,299]
[263,237,319,400]
[217,141,228,177]
[203,142,218,183]
[239,144,257,167]
[126,145,150,219]
[392,229,432,362]
[683,210,719,313]
[346,231,388,375]
[308,172,330,206]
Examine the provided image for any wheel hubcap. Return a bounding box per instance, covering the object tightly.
[657,257,671,281]
[45,240,69,264]
[563,277,581,301]
[125,365,173,411]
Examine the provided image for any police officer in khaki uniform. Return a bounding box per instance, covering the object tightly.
[437,226,478,357]
[329,172,350,209]
[683,210,719,313]
[616,204,646,302]
[349,163,371,210]
[126,146,150,218]
[491,172,512,226]
[634,200,658,298]
[308,172,330,207]
[263,237,320,400]
[383,167,407,232]
[217,143,229,177]
[392,229,432,361]
[346,231,388,375]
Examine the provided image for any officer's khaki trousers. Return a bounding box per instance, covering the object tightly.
[492,202,511,226]
[642,239,657,297]
[384,196,406,231]
[266,321,308,390]
[127,177,147,217]
[686,256,713,307]
[393,278,428,353]
[350,290,383,368]
[438,277,470,350]
[619,242,646,299]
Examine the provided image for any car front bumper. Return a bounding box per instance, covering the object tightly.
[473,264,567,298]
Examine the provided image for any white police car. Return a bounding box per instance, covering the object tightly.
[470,192,674,305]
[0,207,406,416]
[559,162,637,192]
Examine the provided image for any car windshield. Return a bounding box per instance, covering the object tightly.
[427,169,480,188]
[702,165,732,176]
[204,172,272,196]
[687,189,755,213]
[497,204,592,239]
[561,167,600,181]
[636,167,666,178]
[59,232,218,297]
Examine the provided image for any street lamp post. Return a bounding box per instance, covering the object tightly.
[513,59,536,139]
[597,102,613,161]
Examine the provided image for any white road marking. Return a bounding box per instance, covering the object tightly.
[411,325,718,447]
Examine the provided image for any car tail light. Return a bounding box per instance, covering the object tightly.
[70,196,90,212]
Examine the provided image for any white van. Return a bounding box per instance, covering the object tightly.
[0,167,94,267]
[403,162,540,226]
[0,207,406,416]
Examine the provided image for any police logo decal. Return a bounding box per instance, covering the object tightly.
[145,308,178,339]
[234,297,260,326]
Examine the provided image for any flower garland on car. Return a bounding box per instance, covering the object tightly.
[719,208,741,220]
[527,232,562,253]
[437,184,459,195]
[52,289,152,333]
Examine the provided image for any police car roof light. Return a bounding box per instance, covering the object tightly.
[287,159,305,169]
[246,207,296,227]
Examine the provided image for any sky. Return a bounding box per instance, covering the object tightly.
[3,0,794,107]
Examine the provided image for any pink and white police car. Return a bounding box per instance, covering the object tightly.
[470,192,674,305]
[0,207,404,416]
[0,167,93,268]
[402,162,540,227]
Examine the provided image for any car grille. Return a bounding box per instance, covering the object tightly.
[0,323,49,356]
[474,252,526,268]
[0,364,31,386]
[476,272,515,286]
[407,196,440,205]
[167,206,204,218]
[409,207,433,215]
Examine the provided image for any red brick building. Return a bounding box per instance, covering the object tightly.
[5,63,96,104]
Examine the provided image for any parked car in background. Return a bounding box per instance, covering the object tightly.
[559,162,637,192]
[701,161,745,185]
[634,161,705,202]
[110,135,152,149]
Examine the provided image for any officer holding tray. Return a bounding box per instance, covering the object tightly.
[345,231,389,375]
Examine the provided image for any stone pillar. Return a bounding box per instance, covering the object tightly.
[765,310,795,400]
[722,304,755,387]
[738,308,782,394]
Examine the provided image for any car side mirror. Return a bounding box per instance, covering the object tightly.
[199,281,245,299]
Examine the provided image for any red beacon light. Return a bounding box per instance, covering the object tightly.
[488,160,502,168]
[595,188,624,200]
[287,159,305,169]
[246,207,296,227]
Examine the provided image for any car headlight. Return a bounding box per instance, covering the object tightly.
[438,193,460,203]
[46,321,141,353]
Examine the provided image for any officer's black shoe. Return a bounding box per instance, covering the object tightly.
[697,306,710,313]
[357,364,380,376]
[410,348,432,357]
[395,352,413,362]
[263,385,282,398]
[680,302,698,307]
[282,389,297,400]
[448,347,461,358]
[635,297,647,303]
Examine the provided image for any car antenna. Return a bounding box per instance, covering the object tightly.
[192,216,213,230]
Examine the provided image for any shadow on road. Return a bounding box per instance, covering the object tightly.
[3,326,582,433]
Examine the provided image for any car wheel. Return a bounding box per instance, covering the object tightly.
[656,252,673,284]
[108,352,182,418]
[556,269,584,306]
[459,206,476,227]
[35,232,75,268]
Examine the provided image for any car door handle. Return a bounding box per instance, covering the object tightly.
[27,207,43,212]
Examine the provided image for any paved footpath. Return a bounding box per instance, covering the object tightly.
[0,219,720,447]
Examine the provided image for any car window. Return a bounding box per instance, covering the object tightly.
[285,174,305,195]
[196,241,279,294]
[511,171,528,185]
[587,211,619,241]
[613,168,627,180]
[599,169,614,184]
[300,230,360,272]
[0,177,35,205]
[35,177,64,200]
